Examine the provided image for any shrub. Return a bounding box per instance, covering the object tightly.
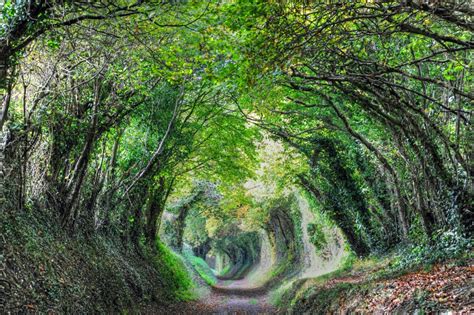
[391,229,472,270]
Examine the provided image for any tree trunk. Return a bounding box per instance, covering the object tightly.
[0,130,8,212]
[131,204,143,248]
[0,70,13,132]
[193,240,211,260]
[330,103,409,241]
[101,130,122,229]
[145,184,165,247]
[61,81,101,228]
[175,203,190,251]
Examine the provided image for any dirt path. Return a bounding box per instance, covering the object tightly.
[197,278,277,314]
[150,278,278,315]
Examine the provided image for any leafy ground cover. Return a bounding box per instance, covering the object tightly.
[281,252,473,314]
[1,211,194,313]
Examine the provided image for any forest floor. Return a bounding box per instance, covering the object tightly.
[285,258,474,314]
[143,257,473,314]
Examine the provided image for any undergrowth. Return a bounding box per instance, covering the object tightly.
[1,210,194,313]
[390,229,472,271]
[273,230,472,312]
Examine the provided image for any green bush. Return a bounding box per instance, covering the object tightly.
[307,222,328,251]
[391,229,472,270]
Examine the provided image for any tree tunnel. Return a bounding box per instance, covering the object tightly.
[2,2,471,313]
[213,232,261,280]
[158,187,345,289]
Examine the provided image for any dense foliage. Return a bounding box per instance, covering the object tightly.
[0,1,472,313]
[233,1,473,255]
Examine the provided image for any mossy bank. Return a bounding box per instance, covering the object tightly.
[0,210,194,313]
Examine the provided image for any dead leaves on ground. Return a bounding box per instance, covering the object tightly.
[362,264,473,312]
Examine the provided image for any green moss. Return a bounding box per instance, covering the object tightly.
[152,241,195,300]
[183,251,217,286]
[219,265,231,276]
